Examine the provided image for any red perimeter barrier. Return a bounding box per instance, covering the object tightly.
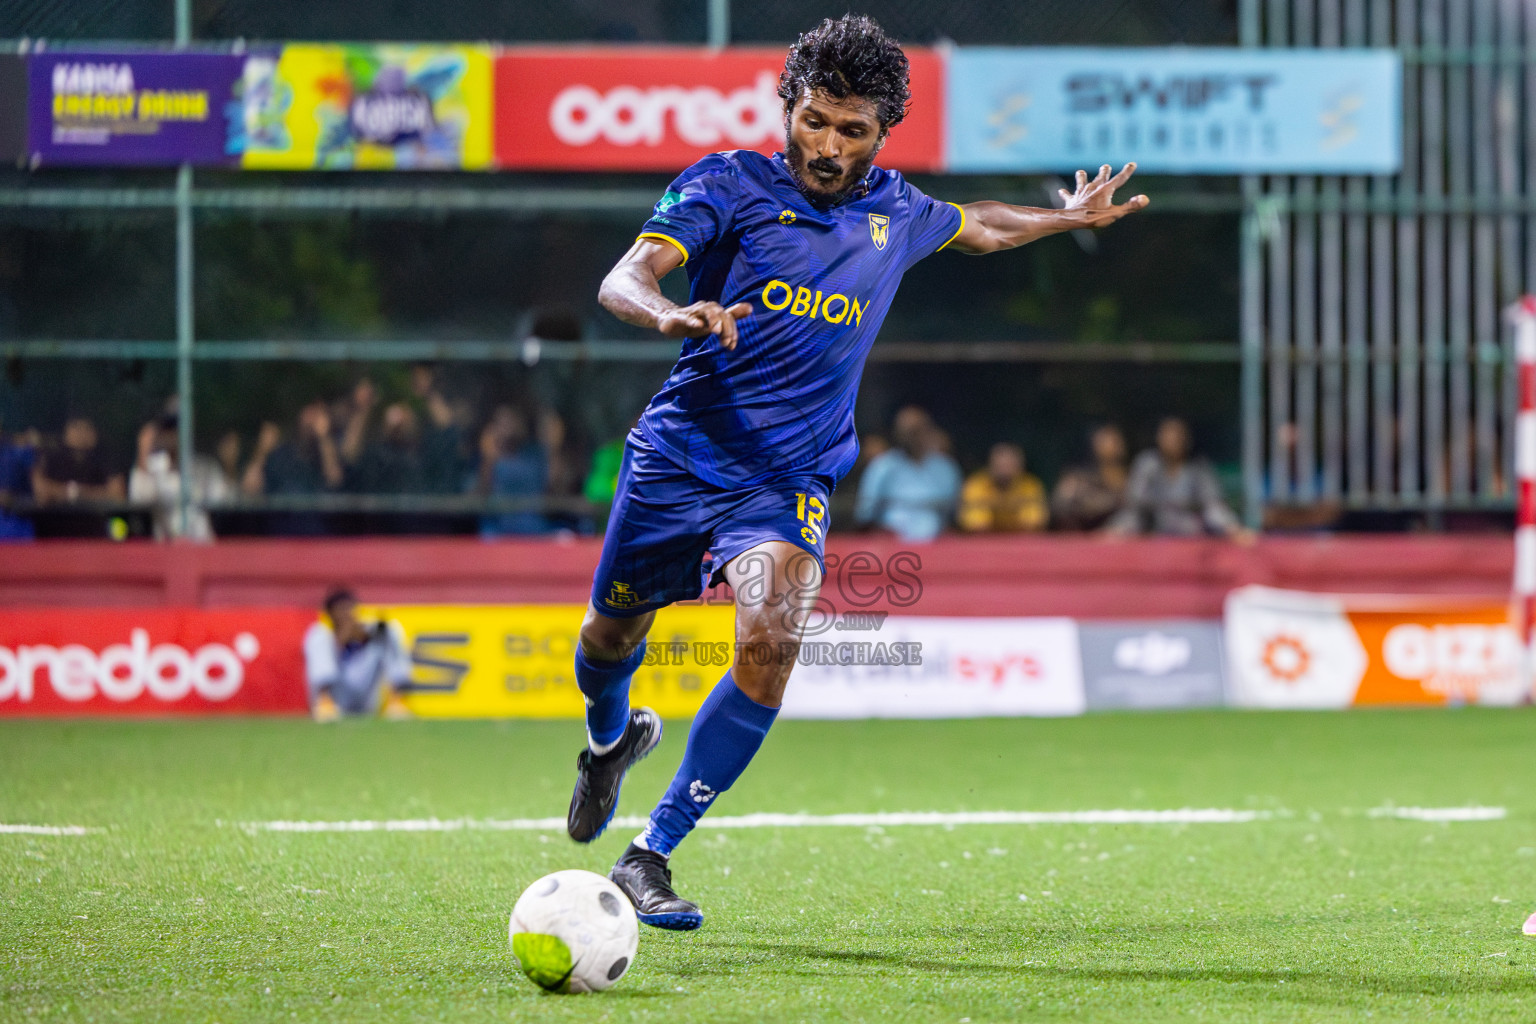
[0,536,1512,618]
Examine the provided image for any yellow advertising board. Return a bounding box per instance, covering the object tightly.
[236,44,493,170]
[371,604,735,718]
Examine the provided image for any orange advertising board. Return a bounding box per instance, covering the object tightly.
[1226,587,1524,708]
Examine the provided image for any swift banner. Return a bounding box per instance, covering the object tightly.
[28,50,246,166]
[492,47,945,172]
[0,609,311,715]
[947,48,1401,173]
[233,44,493,169]
[1224,586,1524,708]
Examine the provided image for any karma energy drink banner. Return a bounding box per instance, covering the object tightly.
[27,50,246,166]
[233,44,493,169]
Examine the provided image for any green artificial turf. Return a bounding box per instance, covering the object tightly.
[3,711,1536,1022]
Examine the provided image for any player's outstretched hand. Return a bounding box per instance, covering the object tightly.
[658,301,752,350]
[1059,163,1150,228]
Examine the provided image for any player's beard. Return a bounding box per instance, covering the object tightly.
[784,137,877,207]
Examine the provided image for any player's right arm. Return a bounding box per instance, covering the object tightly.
[600,154,751,349]
[598,239,752,351]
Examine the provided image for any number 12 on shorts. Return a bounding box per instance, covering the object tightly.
[795,492,826,546]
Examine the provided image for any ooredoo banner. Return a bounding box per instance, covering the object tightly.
[493,46,945,172]
[0,609,311,715]
[1224,586,1524,708]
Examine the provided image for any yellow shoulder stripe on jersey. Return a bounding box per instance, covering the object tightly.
[637,231,690,265]
[935,202,967,253]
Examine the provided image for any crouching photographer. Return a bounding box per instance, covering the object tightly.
[303,587,413,722]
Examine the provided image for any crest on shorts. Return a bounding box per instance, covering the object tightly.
[605,581,639,609]
[868,213,890,251]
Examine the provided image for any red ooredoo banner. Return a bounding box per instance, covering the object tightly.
[0,608,311,716]
[493,46,945,172]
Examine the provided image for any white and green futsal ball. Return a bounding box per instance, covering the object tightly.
[509,869,639,993]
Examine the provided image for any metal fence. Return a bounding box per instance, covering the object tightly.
[4,0,1236,47]
[6,0,1523,531]
[0,0,1256,537]
[1240,0,1535,522]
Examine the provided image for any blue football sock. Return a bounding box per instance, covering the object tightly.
[638,671,778,856]
[575,640,647,750]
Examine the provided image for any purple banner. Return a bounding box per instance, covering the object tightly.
[28,51,244,166]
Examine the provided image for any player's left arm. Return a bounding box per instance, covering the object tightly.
[947,163,1149,255]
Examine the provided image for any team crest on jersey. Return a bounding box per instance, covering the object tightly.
[868,213,890,251]
[605,581,639,609]
[779,209,797,225]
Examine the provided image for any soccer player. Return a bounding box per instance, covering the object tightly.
[567,14,1148,929]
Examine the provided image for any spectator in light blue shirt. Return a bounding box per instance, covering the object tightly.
[476,403,550,537]
[854,406,962,542]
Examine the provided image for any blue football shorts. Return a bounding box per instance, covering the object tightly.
[588,431,833,618]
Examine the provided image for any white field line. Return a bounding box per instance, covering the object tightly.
[246,805,1513,834]
[0,824,96,835]
[249,808,1270,834]
[1367,806,1507,822]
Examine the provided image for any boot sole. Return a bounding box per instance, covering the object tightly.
[636,909,703,930]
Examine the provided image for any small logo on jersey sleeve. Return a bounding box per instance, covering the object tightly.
[778,209,797,225]
[868,213,890,251]
[654,190,683,215]
[605,581,640,609]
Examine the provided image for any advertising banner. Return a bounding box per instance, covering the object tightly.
[27,50,245,166]
[1078,621,1226,710]
[0,608,311,715]
[384,606,1084,719]
[493,46,945,172]
[947,47,1400,173]
[1224,586,1524,708]
[234,44,493,170]
[779,616,1085,719]
[385,603,733,719]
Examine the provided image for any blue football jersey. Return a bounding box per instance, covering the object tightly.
[633,150,963,489]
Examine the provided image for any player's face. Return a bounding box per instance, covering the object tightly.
[784,88,885,198]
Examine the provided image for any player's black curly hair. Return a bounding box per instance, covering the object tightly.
[777,14,911,131]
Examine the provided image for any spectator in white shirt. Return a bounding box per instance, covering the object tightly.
[303,588,413,721]
[128,414,233,542]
